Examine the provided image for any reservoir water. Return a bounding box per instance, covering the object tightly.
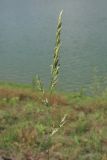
[0,0,107,91]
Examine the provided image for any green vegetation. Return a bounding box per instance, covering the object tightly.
[0,84,107,159]
[0,11,107,160]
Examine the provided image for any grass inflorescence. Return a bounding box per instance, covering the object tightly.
[50,10,63,93]
[33,11,63,106]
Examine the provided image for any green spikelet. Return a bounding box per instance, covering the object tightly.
[50,10,63,92]
[35,75,44,94]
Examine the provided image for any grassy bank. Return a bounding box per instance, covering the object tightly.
[0,10,107,160]
[0,83,107,160]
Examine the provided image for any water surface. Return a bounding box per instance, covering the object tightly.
[0,0,107,91]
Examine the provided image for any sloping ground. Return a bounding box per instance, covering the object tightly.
[0,86,107,160]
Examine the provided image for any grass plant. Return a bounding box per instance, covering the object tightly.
[33,10,63,106]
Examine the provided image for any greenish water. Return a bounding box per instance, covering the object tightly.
[0,0,107,91]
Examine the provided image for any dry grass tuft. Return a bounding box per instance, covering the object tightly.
[0,87,68,107]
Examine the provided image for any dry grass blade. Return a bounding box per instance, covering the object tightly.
[50,113,67,136]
